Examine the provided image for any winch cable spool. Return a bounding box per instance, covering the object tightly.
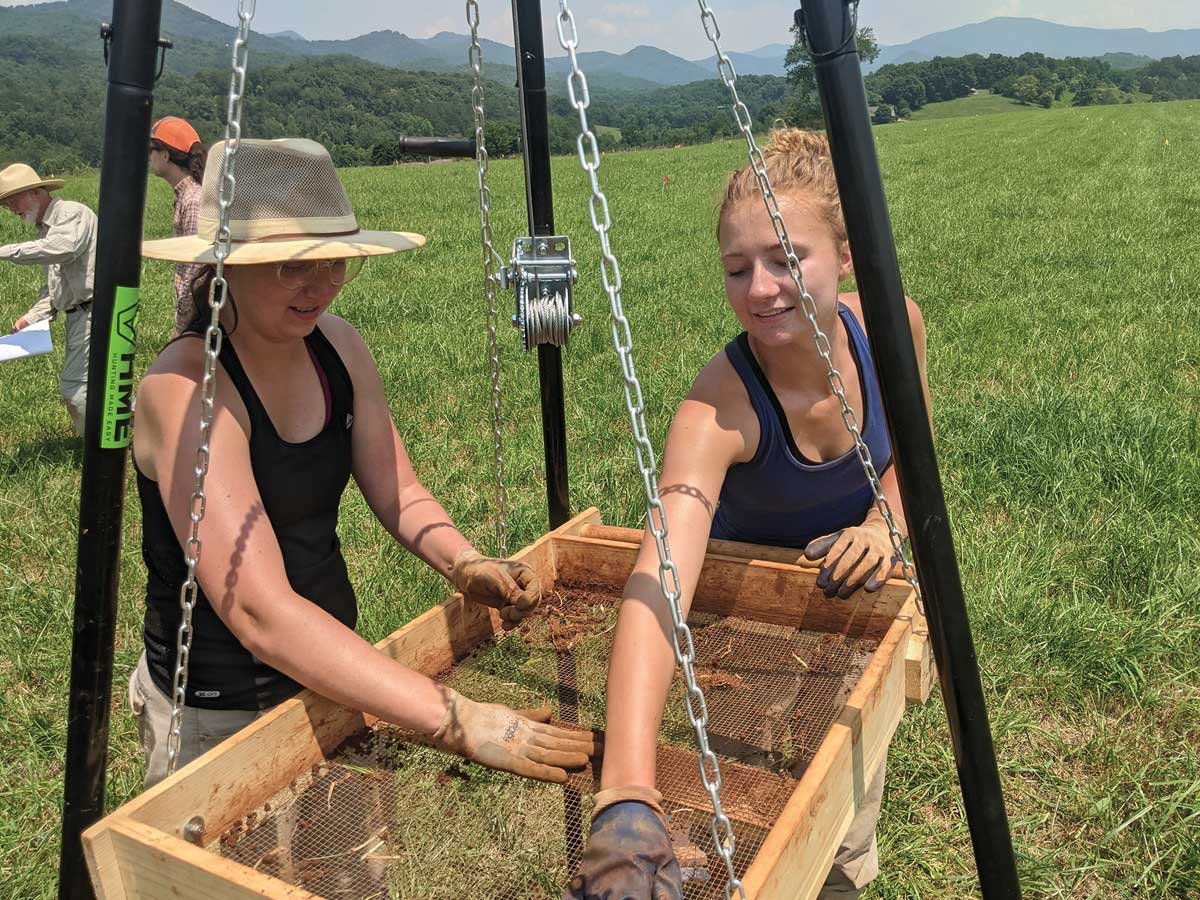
[165,0,255,778]
[521,288,575,350]
[507,252,582,351]
[501,235,582,352]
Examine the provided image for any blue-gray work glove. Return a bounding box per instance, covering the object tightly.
[564,787,683,900]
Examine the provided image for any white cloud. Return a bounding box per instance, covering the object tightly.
[583,18,620,38]
[603,3,651,19]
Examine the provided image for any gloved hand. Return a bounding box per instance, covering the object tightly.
[804,522,901,599]
[451,547,542,622]
[564,787,683,900]
[430,687,598,783]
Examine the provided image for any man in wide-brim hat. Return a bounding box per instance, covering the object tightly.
[0,162,97,435]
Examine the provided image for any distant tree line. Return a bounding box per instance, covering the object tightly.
[0,36,785,173]
[861,52,1200,121]
[4,29,1199,172]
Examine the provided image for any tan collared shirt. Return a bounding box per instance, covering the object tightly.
[0,197,98,323]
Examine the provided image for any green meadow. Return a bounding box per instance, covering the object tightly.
[908,88,1033,120]
[1,99,1197,898]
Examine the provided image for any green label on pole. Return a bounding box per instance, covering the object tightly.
[101,285,140,449]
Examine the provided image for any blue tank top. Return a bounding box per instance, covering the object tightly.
[710,304,892,549]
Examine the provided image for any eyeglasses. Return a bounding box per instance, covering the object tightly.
[276,257,366,291]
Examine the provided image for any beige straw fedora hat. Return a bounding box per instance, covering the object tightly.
[0,163,65,203]
[142,138,425,264]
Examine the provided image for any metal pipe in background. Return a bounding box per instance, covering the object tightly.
[58,3,163,898]
[512,0,571,529]
[395,136,477,158]
[796,2,1022,898]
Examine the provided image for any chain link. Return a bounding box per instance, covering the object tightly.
[467,0,510,557]
[555,5,745,897]
[695,0,923,614]
[165,0,256,777]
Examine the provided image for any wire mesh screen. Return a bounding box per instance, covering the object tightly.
[210,581,877,899]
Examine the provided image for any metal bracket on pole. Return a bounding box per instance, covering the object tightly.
[500,235,582,351]
[101,23,173,80]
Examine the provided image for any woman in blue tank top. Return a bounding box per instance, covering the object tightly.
[566,130,931,899]
[131,139,595,791]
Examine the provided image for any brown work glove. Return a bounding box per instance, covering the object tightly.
[564,787,683,900]
[430,687,598,783]
[451,547,542,622]
[805,521,902,599]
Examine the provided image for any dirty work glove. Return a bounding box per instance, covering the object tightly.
[804,522,901,599]
[430,688,597,784]
[564,787,683,900]
[451,547,542,623]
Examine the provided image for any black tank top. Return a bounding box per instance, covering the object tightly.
[138,325,357,710]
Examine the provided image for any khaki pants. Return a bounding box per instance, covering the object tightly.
[60,304,91,435]
[818,758,885,898]
[128,653,266,790]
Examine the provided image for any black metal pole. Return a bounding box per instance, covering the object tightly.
[796,2,1022,898]
[512,0,571,529]
[58,3,162,898]
[395,136,477,158]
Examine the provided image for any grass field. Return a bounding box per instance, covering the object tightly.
[908,89,1032,120]
[1,99,1198,898]
[907,89,1149,123]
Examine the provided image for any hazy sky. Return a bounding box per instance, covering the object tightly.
[4,1,1200,57]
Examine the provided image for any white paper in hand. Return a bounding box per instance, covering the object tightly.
[0,319,53,362]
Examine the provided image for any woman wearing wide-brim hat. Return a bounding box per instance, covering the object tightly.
[131,138,596,788]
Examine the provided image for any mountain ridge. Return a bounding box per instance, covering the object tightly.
[1,4,1197,86]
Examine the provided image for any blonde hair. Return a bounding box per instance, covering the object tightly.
[718,128,846,249]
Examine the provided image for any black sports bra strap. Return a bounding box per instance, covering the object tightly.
[217,332,272,433]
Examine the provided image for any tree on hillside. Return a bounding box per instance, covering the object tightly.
[1014,74,1040,105]
[784,24,879,128]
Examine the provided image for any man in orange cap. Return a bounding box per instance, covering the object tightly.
[149,116,206,334]
[0,163,97,435]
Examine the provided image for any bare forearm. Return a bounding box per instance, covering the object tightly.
[235,590,448,734]
[600,569,686,791]
[380,482,472,580]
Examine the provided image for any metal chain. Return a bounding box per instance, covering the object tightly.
[467,0,510,557]
[166,0,256,776]
[696,0,923,614]
[555,5,745,898]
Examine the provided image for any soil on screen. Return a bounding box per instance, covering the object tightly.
[212,582,877,899]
